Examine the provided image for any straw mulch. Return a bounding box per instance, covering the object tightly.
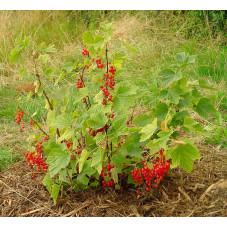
[0,144,226,217]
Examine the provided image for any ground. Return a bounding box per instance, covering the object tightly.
[1,142,226,217]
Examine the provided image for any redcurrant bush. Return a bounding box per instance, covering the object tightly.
[11,21,217,204]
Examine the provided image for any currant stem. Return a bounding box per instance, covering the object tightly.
[16,103,49,137]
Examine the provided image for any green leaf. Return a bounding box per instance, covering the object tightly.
[63,62,74,73]
[79,149,89,173]
[52,113,74,130]
[112,153,128,172]
[110,167,118,184]
[83,31,94,45]
[77,174,89,185]
[94,35,105,50]
[49,87,69,101]
[195,98,216,118]
[146,140,161,155]
[183,117,203,132]
[154,103,168,120]
[80,160,96,177]
[140,118,157,142]
[19,68,26,79]
[199,79,217,90]
[159,69,182,88]
[55,72,66,86]
[87,112,108,129]
[46,148,71,177]
[46,110,55,128]
[91,149,104,167]
[113,82,138,110]
[42,172,54,193]
[40,43,57,53]
[174,52,187,63]
[112,117,127,132]
[133,114,153,127]
[167,86,184,104]
[174,110,190,121]
[121,136,143,158]
[74,88,88,104]
[170,143,200,173]
[38,54,49,64]
[9,49,20,64]
[51,184,60,205]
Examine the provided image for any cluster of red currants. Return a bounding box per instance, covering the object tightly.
[96,58,104,69]
[103,73,115,90]
[100,66,116,105]
[15,110,24,125]
[15,110,25,132]
[77,78,83,89]
[30,121,35,126]
[100,164,115,188]
[82,48,88,56]
[25,139,49,179]
[132,149,171,194]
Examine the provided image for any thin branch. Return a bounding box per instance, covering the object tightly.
[79,66,91,109]
[32,55,60,138]
[16,103,49,137]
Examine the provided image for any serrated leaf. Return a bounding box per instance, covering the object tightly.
[146,140,161,155]
[49,87,69,101]
[112,153,128,172]
[183,117,203,132]
[46,148,71,177]
[80,160,96,177]
[91,149,104,167]
[112,117,127,132]
[55,72,66,86]
[170,143,200,173]
[52,113,74,130]
[159,69,182,88]
[174,52,187,63]
[9,49,20,64]
[195,98,216,118]
[154,103,168,120]
[77,174,89,185]
[110,168,118,184]
[87,112,108,129]
[74,87,88,104]
[38,54,49,64]
[83,31,94,45]
[94,35,105,50]
[63,62,74,73]
[51,184,60,205]
[140,118,157,142]
[42,172,54,193]
[133,114,153,127]
[79,149,89,173]
[199,79,217,90]
[113,82,138,110]
[40,43,57,53]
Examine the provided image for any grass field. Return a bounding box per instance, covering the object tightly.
[0,10,226,170]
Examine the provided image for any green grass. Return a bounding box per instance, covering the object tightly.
[0,148,22,172]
